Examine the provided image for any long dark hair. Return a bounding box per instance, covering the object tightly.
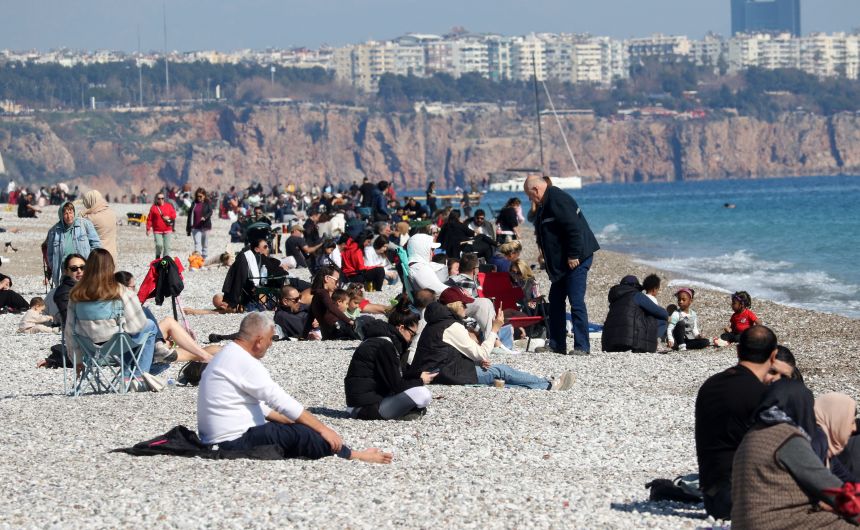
[312,265,338,290]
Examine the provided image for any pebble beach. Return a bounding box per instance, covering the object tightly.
[1,203,858,529]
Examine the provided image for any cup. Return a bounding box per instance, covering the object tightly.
[493,378,505,389]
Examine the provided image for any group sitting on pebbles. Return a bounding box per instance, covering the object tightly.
[15,179,860,524]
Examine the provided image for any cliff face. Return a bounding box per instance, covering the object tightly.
[1,105,858,194]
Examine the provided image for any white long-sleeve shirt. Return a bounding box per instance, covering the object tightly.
[443,322,497,362]
[197,341,304,444]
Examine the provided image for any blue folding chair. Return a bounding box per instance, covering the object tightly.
[68,300,154,395]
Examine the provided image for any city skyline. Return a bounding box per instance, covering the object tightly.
[1,0,858,53]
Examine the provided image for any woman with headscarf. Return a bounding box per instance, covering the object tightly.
[731,380,857,528]
[80,190,118,260]
[45,201,101,286]
[813,393,859,483]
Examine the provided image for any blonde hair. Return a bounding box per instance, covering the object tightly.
[395,222,410,236]
[70,249,122,302]
[511,259,534,281]
[446,301,466,317]
[500,240,522,257]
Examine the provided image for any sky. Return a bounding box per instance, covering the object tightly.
[1,0,858,52]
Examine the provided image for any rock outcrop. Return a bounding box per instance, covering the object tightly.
[1,104,859,193]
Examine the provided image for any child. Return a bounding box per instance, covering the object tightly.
[330,288,360,340]
[18,297,57,334]
[188,251,205,270]
[721,291,758,343]
[642,274,666,342]
[666,288,710,351]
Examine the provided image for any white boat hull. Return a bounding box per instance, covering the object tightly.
[489,175,581,192]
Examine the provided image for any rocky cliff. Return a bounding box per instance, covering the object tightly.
[1,104,858,193]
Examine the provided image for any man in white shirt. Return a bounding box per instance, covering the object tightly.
[197,312,392,464]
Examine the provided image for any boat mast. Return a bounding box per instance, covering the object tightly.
[531,52,545,177]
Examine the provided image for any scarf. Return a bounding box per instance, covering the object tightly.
[815,392,857,459]
[754,379,816,441]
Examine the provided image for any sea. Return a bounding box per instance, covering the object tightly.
[420,175,860,319]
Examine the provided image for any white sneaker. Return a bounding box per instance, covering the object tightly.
[550,371,576,391]
[678,344,687,351]
[713,338,730,348]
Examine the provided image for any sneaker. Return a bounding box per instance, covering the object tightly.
[568,350,590,356]
[678,344,687,351]
[713,338,730,348]
[153,342,178,364]
[535,346,565,354]
[208,333,222,343]
[550,371,576,391]
[397,408,427,421]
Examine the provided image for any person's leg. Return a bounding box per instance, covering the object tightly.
[163,232,172,258]
[672,321,688,349]
[192,229,202,254]
[176,344,219,362]
[483,363,551,390]
[703,481,732,520]
[201,230,209,259]
[219,421,351,460]
[376,386,432,420]
[566,255,592,353]
[465,298,494,335]
[153,233,164,259]
[159,317,212,361]
[547,274,569,353]
[31,324,56,333]
[128,319,158,377]
[687,338,711,350]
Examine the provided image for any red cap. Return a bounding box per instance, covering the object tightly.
[439,287,475,305]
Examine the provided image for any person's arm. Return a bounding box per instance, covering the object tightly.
[549,189,584,261]
[666,312,679,347]
[374,344,425,394]
[634,292,669,320]
[238,362,305,422]
[777,436,844,508]
[442,322,497,363]
[84,220,102,249]
[146,207,154,233]
[320,291,353,325]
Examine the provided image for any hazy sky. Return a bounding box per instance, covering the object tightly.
[2,0,858,52]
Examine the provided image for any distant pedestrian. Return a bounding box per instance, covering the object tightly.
[524,175,599,355]
[186,187,213,259]
[80,190,118,260]
[146,192,177,259]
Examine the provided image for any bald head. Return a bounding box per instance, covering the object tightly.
[524,175,548,204]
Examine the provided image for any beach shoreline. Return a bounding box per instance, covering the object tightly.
[0,204,858,528]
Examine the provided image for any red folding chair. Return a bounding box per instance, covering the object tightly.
[480,272,544,352]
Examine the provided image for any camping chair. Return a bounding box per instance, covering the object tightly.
[69,300,155,395]
[139,256,195,339]
[248,274,288,310]
[393,245,415,304]
[481,272,544,352]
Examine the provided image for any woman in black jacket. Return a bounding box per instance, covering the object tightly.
[186,187,213,259]
[436,210,474,259]
[601,275,669,353]
[0,273,30,313]
[344,309,435,420]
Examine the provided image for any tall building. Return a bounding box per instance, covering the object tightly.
[731,0,801,37]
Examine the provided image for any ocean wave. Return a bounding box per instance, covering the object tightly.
[596,223,623,243]
[636,250,860,318]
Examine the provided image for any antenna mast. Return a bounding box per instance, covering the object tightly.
[163,3,170,102]
[137,25,143,107]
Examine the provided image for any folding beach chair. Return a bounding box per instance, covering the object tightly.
[393,245,415,304]
[69,300,155,395]
[481,272,545,352]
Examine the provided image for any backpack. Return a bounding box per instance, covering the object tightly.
[177,361,207,386]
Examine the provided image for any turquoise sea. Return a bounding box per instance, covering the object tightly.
[422,175,860,318]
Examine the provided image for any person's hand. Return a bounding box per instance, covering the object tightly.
[724,325,732,333]
[319,426,343,452]
[420,371,438,385]
[567,257,580,269]
[146,230,151,236]
[667,340,675,348]
[491,306,505,333]
[480,359,492,370]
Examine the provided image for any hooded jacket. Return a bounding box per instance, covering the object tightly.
[407,234,449,294]
[601,283,667,353]
[46,202,102,286]
[344,319,422,418]
[81,190,118,259]
[406,302,478,385]
[533,186,600,282]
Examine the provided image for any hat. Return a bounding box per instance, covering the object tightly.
[620,275,641,289]
[439,287,475,305]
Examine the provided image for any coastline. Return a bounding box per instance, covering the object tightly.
[0,206,858,528]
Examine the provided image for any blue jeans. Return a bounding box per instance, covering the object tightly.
[475,364,550,390]
[192,229,209,258]
[127,319,157,377]
[548,255,593,353]
[219,422,352,460]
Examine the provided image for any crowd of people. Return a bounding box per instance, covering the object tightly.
[6,173,860,523]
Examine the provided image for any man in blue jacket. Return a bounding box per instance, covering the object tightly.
[524,175,599,355]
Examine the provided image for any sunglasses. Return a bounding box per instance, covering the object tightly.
[68,265,86,272]
[285,296,300,302]
[156,197,165,200]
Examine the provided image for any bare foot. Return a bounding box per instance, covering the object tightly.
[36,359,48,368]
[349,447,393,464]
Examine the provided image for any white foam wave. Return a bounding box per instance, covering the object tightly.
[596,223,623,243]
[636,250,860,318]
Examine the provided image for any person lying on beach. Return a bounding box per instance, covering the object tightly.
[208,285,313,343]
[197,312,391,464]
[405,301,575,391]
[344,303,435,420]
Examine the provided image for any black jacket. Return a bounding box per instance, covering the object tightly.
[407,302,478,385]
[601,284,668,353]
[437,221,474,258]
[344,319,422,418]
[186,200,213,235]
[274,304,310,339]
[221,251,283,308]
[534,186,600,282]
[54,275,77,325]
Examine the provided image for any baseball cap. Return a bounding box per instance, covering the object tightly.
[439,287,475,305]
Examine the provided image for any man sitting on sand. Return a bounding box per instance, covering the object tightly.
[695,325,778,520]
[197,312,391,464]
